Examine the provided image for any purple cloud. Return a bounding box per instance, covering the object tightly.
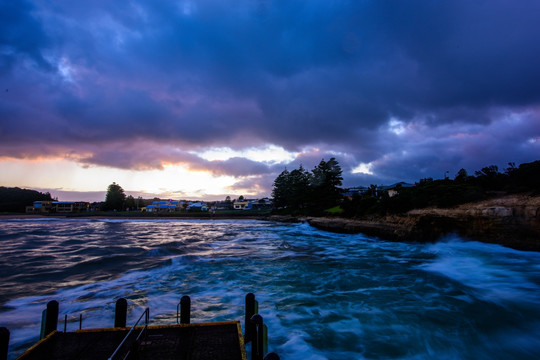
[1,0,540,195]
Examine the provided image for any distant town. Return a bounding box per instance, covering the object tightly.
[24,197,274,214]
[18,183,413,214]
[0,158,538,217]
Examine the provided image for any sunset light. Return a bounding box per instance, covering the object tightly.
[1,2,540,360]
[0,0,539,201]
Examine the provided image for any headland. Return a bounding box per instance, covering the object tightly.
[298,194,540,251]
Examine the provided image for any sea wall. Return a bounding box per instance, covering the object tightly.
[305,194,540,251]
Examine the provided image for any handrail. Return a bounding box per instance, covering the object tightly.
[177,296,191,324]
[63,314,83,332]
[108,307,149,360]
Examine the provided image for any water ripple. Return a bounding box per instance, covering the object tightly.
[0,219,539,359]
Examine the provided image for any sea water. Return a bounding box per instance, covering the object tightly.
[0,218,539,359]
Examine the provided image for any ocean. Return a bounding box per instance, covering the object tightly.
[1,218,539,359]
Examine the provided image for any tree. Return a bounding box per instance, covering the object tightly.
[505,162,517,176]
[454,168,469,182]
[272,169,290,208]
[125,195,136,210]
[287,166,311,209]
[223,196,233,209]
[104,182,126,211]
[0,187,53,213]
[474,165,505,190]
[271,159,344,213]
[310,158,343,210]
[475,165,499,177]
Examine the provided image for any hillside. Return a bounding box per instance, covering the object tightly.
[0,187,53,213]
[305,194,540,251]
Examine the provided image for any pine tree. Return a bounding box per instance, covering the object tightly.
[104,182,126,211]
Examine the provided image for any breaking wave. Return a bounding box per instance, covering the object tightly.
[1,219,539,359]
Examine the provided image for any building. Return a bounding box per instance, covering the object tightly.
[233,198,272,210]
[26,201,90,213]
[341,187,369,198]
[186,202,208,211]
[146,200,176,212]
[52,201,90,213]
[213,201,232,210]
[25,201,53,213]
[145,199,185,212]
[382,182,415,197]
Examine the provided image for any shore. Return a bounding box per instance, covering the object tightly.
[2,194,539,251]
[0,213,271,221]
[305,194,540,252]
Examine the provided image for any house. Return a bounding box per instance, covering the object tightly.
[52,201,90,213]
[25,201,53,213]
[145,199,183,212]
[233,200,251,210]
[26,201,90,213]
[383,182,415,197]
[186,202,208,211]
[248,198,273,210]
[213,201,232,210]
[341,187,369,198]
[233,198,272,210]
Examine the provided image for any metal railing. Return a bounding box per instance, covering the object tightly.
[108,307,149,360]
[63,314,82,332]
[176,296,191,324]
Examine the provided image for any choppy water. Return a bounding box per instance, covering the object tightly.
[1,218,539,359]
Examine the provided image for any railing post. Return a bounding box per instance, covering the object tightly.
[245,293,256,343]
[40,309,46,339]
[263,323,268,355]
[0,327,9,360]
[180,296,191,324]
[43,300,59,338]
[250,314,264,360]
[115,298,128,328]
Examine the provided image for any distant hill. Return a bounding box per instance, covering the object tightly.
[0,187,53,213]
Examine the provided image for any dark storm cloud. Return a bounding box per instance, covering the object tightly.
[1,0,540,189]
[0,1,52,72]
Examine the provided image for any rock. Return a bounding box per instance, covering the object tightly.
[305,194,540,252]
[268,215,303,223]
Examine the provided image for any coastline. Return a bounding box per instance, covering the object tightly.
[2,194,539,251]
[0,213,271,221]
[305,194,540,252]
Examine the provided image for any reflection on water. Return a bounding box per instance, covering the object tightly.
[1,218,539,359]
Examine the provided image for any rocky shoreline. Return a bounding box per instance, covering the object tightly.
[272,194,540,252]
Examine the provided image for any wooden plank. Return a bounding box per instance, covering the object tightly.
[16,322,246,360]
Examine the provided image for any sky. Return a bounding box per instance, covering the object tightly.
[1,0,539,201]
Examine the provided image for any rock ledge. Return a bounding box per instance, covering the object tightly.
[305,194,540,251]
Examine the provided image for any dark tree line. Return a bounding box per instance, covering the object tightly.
[271,158,539,218]
[342,160,540,217]
[0,187,53,213]
[272,158,343,214]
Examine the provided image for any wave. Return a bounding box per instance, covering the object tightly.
[419,236,540,306]
[2,220,540,359]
